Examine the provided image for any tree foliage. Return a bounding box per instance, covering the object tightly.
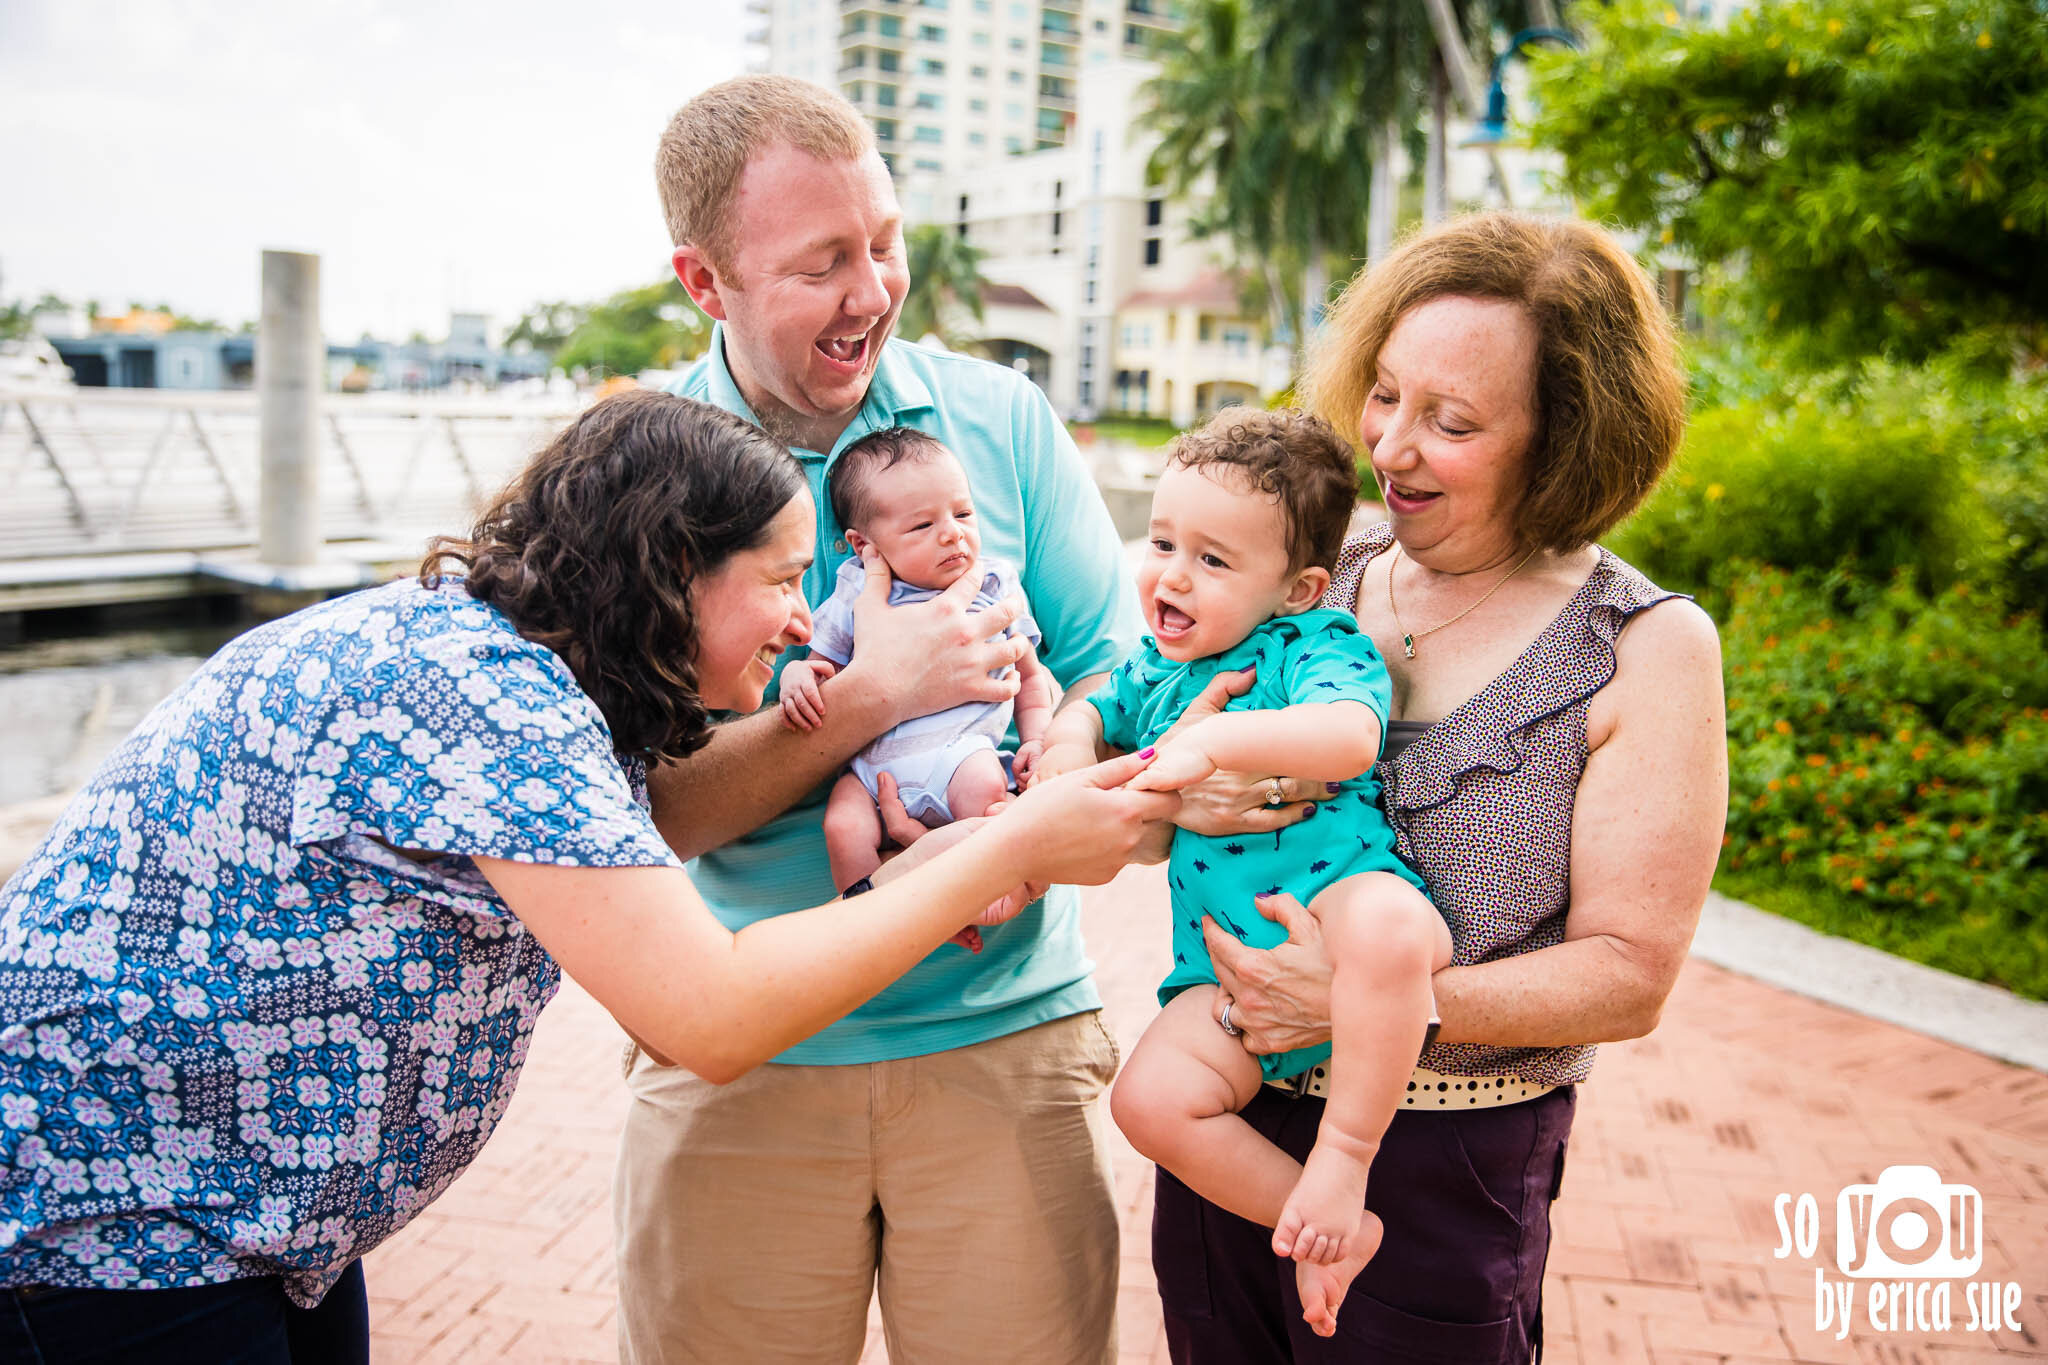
[551,278,710,380]
[1139,0,1535,340]
[897,223,988,348]
[1530,0,2048,367]
[1139,0,1370,339]
[504,299,587,354]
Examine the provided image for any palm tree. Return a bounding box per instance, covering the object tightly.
[1270,0,1546,229]
[1141,0,1549,340]
[1139,0,1371,344]
[897,224,988,349]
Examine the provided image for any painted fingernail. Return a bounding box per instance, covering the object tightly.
[1137,746,1156,759]
[1300,803,1317,819]
[1325,782,1342,794]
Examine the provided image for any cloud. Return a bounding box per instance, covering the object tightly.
[0,0,751,339]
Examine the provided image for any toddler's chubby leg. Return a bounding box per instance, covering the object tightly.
[1278,871,1451,1336]
[1111,989,1307,1229]
[943,746,1011,822]
[821,772,887,892]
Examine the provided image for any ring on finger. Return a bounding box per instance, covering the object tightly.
[1219,1001,1243,1037]
[1264,778,1285,807]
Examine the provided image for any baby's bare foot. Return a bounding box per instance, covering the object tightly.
[1273,1140,1375,1264]
[1294,1210,1382,1338]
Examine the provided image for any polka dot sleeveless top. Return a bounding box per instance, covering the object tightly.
[1324,524,1684,1087]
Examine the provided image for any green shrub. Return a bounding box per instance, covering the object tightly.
[1716,562,2048,998]
[1625,349,2047,612]
[1610,398,2002,599]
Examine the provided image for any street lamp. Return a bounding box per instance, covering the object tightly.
[1459,27,1582,149]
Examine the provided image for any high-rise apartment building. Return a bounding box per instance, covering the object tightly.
[760,0,1179,179]
[909,58,1286,423]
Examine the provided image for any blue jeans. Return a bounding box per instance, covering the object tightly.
[0,1261,367,1365]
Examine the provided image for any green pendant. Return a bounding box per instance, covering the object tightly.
[1402,633,1416,659]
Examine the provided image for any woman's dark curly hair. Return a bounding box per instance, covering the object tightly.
[421,390,807,761]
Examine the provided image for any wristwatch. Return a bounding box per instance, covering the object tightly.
[840,876,875,898]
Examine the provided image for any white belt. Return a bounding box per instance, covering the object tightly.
[1267,1063,1557,1108]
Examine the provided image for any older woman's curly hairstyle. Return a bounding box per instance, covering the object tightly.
[421,390,806,761]
[1305,212,1686,554]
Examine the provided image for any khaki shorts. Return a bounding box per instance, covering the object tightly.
[614,1011,1122,1365]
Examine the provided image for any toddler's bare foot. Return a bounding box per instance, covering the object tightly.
[1294,1210,1381,1338]
[1273,1139,1375,1263]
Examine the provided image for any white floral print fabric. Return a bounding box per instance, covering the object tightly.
[0,579,679,1305]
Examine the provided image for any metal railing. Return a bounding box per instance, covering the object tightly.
[0,388,582,563]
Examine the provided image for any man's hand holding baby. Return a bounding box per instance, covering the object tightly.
[842,543,1029,727]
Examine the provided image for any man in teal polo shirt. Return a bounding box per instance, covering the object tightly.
[614,75,1142,1364]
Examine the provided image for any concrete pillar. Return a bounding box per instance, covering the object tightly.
[1424,58,1450,226]
[258,250,321,567]
[1367,119,1401,265]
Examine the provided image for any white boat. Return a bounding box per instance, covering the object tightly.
[0,336,77,391]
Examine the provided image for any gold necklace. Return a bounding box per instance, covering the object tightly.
[1385,543,1540,659]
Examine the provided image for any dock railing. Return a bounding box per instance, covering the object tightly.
[0,387,583,606]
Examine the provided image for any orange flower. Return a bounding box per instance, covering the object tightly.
[1849,875,1867,891]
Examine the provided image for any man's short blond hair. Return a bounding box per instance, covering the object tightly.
[656,75,876,272]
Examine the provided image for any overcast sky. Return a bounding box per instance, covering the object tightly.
[0,1,752,341]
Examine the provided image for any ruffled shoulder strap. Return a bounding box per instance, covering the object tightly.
[1381,546,1687,815]
[1325,522,1396,615]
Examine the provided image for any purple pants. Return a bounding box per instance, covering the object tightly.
[1152,1083,1574,1364]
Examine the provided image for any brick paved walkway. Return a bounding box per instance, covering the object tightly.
[363,862,2048,1363]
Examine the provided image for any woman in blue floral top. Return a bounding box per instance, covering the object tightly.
[0,391,1172,1363]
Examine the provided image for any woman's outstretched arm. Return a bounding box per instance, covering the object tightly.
[479,753,1177,1083]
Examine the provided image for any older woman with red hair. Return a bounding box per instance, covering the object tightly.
[1152,213,1728,1362]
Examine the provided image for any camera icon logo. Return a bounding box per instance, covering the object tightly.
[1836,1165,1982,1278]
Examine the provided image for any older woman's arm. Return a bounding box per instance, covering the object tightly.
[1431,598,1727,1045]
[1208,599,1726,1055]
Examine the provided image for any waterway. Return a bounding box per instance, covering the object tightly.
[0,613,246,807]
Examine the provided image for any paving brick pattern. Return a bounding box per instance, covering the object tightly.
[364,863,2048,1363]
